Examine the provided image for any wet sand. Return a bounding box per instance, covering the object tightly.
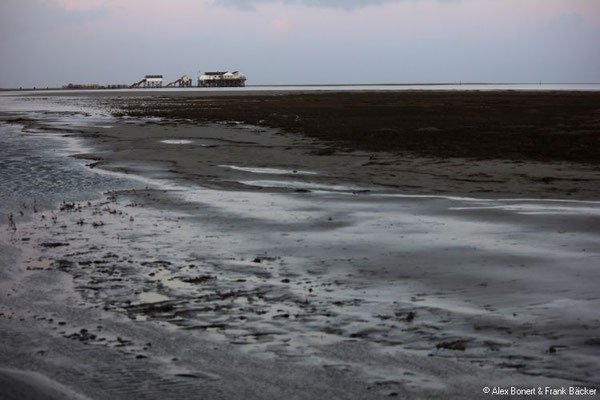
[1,91,599,399]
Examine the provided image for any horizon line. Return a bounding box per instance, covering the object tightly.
[2,82,600,91]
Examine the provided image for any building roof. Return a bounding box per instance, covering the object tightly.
[204,72,227,76]
[145,75,163,79]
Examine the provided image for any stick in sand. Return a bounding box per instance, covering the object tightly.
[8,213,17,231]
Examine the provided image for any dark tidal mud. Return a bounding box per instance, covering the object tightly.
[114,91,600,164]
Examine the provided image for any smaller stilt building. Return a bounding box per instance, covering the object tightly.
[130,75,163,88]
[166,75,193,87]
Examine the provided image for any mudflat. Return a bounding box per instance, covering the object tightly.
[115,90,600,163]
[108,90,600,199]
[0,90,599,399]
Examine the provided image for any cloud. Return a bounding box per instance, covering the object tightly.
[0,0,111,36]
[212,0,457,11]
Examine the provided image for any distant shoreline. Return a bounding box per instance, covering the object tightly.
[2,82,600,92]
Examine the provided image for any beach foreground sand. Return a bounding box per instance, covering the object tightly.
[0,90,599,399]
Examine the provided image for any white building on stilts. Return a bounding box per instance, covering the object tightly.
[198,71,247,87]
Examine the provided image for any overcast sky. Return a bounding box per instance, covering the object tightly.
[1,0,599,87]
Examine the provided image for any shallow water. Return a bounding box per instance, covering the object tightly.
[219,165,318,175]
[160,139,193,145]
[0,97,140,215]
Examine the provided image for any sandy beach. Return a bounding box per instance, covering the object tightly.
[1,90,599,399]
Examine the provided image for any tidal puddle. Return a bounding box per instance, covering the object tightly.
[220,165,318,175]
[138,292,171,304]
[239,180,365,192]
[449,203,600,216]
[160,139,193,145]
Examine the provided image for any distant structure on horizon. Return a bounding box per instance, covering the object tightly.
[63,83,128,89]
[130,75,164,88]
[166,75,193,88]
[127,71,247,88]
[198,71,247,87]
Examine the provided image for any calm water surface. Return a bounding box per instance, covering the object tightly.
[0,96,138,215]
